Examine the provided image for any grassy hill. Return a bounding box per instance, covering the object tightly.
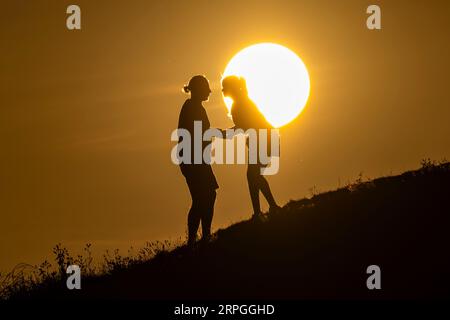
[5,161,450,300]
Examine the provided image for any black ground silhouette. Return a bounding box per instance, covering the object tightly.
[9,162,450,300]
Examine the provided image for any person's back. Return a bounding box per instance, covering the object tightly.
[231,96,274,160]
[231,96,272,131]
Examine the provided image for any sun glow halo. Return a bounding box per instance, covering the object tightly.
[223,43,310,128]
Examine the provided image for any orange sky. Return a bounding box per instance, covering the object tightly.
[1,0,449,272]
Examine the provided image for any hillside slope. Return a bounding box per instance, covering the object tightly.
[15,162,450,300]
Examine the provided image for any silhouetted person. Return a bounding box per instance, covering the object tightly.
[178,75,218,246]
[222,76,280,219]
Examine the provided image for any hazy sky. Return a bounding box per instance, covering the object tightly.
[1,0,449,272]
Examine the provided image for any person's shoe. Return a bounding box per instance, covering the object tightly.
[200,234,211,244]
[251,212,267,222]
[187,237,196,249]
[269,204,282,215]
[251,211,262,220]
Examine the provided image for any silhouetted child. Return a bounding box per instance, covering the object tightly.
[222,76,280,219]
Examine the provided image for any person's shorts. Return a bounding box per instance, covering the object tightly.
[180,164,219,195]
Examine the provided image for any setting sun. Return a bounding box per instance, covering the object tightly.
[223,43,310,128]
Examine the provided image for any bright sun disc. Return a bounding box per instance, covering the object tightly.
[223,43,310,128]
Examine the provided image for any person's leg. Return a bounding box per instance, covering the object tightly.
[200,190,216,241]
[187,187,202,246]
[247,164,262,216]
[259,174,278,208]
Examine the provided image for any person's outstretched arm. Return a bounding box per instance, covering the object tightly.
[219,126,238,139]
